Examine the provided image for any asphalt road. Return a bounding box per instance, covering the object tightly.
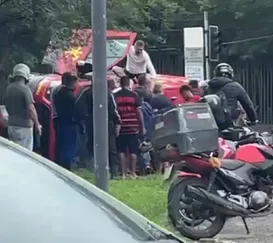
[217,215,273,243]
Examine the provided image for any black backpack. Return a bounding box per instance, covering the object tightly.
[208,86,232,130]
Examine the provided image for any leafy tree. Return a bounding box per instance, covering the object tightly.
[0,0,90,71]
[1,0,273,71]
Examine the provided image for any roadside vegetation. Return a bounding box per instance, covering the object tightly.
[75,169,170,228]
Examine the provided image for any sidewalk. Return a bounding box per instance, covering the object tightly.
[217,216,273,243]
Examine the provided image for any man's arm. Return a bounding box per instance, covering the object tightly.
[135,94,145,135]
[25,86,40,128]
[235,82,257,122]
[143,51,156,76]
[74,87,90,120]
[108,91,121,125]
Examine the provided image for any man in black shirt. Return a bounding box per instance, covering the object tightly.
[150,83,173,111]
[53,72,79,170]
[79,80,121,179]
[134,74,152,104]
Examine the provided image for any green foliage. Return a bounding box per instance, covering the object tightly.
[208,0,273,57]
[0,0,89,70]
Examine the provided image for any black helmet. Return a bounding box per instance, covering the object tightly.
[214,63,234,79]
[200,94,221,112]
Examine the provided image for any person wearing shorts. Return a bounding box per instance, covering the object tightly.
[114,76,145,179]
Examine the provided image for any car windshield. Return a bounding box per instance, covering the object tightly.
[86,38,129,66]
[0,138,183,243]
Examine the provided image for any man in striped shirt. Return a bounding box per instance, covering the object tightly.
[114,76,145,179]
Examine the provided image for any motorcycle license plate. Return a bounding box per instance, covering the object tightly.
[163,164,174,181]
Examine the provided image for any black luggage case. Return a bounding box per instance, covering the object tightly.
[151,103,219,155]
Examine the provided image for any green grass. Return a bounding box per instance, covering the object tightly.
[74,168,170,229]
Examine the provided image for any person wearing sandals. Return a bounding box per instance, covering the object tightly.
[114,76,146,179]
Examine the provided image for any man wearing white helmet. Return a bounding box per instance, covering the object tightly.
[5,63,41,150]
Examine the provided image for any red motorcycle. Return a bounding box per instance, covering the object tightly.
[163,118,272,180]
[167,124,273,240]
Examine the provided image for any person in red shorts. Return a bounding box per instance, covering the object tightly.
[179,85,200,103]
[114,76,145,179]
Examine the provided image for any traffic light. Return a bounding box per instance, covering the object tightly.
[209,25,222,61]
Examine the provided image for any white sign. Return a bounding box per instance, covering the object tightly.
[185,64,204,81]
[183,27,204,81]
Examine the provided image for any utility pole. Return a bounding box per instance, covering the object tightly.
[203,11,210,80]
[91,0,109,192]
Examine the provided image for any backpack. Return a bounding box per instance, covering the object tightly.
[210,86,232,130]
[141,101,155,139]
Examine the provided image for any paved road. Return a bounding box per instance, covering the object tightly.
[217,215,273,243]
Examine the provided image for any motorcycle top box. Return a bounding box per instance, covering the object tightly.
[151,103,219,155]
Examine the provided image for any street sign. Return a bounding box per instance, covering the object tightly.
[183,27,204,81]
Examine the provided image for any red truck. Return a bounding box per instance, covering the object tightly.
[1,30,188,161]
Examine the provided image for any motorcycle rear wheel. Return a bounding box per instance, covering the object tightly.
[167,177,226,240]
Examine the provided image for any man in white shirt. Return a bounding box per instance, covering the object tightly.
[124,40,156,79]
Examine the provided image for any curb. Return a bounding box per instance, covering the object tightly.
[197,239,238,243]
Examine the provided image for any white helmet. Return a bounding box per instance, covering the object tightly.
[11,63,30,82]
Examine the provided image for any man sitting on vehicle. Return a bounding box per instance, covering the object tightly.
[205,63,257,123]
[125,40,156,80]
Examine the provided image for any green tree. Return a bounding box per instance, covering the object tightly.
[0,0,90,71]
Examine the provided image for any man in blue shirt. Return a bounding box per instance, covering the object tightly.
[53,72,79,170]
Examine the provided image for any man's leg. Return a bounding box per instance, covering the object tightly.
[25,127,34,151]
[116,135,128,179]
[8,126,33,151]
[58,123,77,170]
[86,120,94,171]
[128,134,140,179]
[108,123,119,179]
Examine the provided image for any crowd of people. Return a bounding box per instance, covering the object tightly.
[1,39,259,180]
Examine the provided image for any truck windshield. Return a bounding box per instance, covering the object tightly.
[86,38,129,66]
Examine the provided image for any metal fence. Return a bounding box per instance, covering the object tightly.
[150,52,273,124]
[0,52,273,124]
[230,59,273,124]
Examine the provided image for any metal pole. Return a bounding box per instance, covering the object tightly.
[91,0,109,191]
[204,11,210,80]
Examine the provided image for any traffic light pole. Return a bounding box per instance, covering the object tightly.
[91,0,109,192]
[203,11,210,80]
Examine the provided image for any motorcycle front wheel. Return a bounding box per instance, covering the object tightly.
[167,177,226,240]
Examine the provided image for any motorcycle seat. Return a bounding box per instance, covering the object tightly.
[220,159,245,171]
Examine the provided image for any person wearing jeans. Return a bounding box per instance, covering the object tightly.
[53,73,79,170]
